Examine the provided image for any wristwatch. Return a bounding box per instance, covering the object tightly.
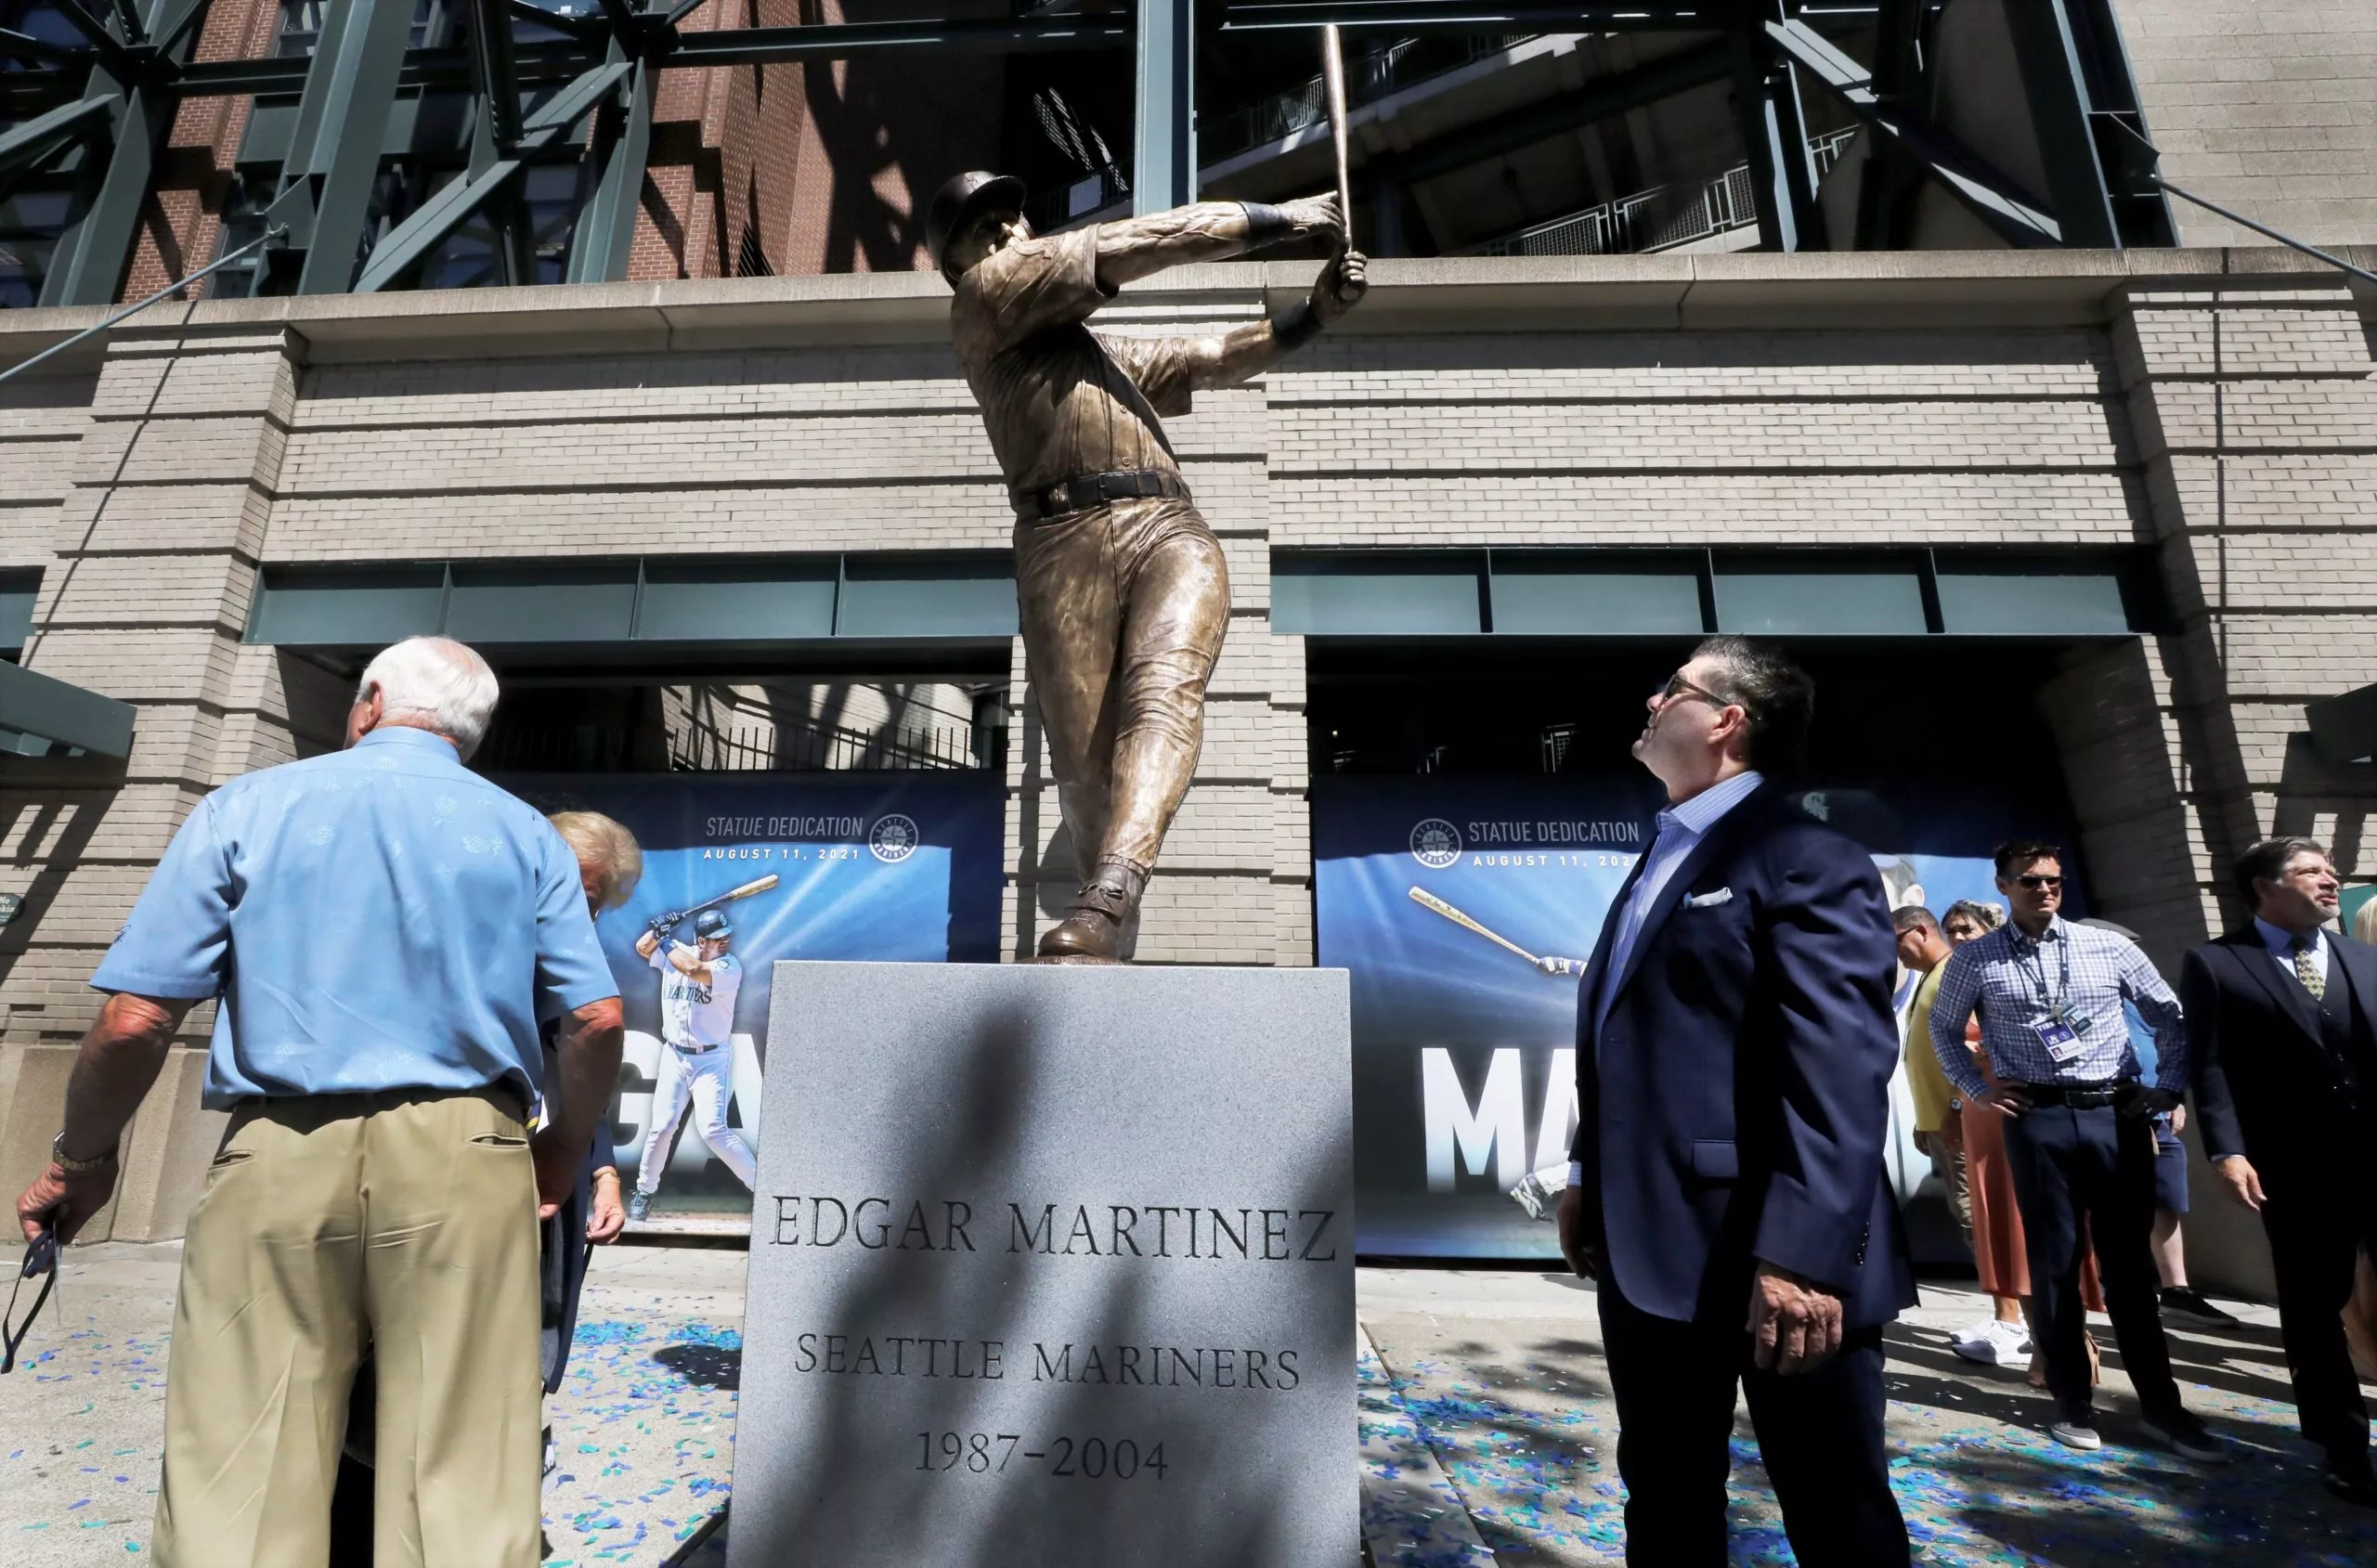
[50,1132,116,1174]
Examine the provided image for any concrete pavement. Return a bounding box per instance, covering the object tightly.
[6,1242,2374,1565]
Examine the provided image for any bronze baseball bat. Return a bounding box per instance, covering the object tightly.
[1408,886,1539,965]
[1321,25,1353,251]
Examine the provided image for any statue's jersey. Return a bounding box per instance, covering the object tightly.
[950,225,1198,499]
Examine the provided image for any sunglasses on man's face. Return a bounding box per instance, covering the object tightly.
[2,1226,58,1376]
[2014,874,2063,890]
[1656,673,1734,709]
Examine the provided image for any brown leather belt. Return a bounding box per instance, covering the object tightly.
[1019,468,1190,521]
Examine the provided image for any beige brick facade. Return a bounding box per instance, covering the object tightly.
[1,248,2372,1252]
[2113,0,2377,249]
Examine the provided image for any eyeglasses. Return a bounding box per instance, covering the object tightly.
[2014,874,2063,890]
[1656,672,1735,710]
[2,1227,58,1376]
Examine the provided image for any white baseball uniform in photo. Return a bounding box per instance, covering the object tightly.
[636,945,757,1195]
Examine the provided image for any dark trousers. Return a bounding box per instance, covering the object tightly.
[2261,1171,2377,1472]
[1999,1098,2182,1415]
[1598,1272,1909,1567]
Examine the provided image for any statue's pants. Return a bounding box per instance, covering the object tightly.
[1014,496,1229,880]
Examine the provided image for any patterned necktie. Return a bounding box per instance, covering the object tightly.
[2295,938,2326,1001]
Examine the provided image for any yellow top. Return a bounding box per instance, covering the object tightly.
[1904,962,1957,1134]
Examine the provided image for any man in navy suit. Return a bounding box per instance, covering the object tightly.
[1555,636,1913,1565]
[2184,837,2377,1505]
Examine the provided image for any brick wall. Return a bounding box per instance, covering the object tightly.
[121,0,281,305]
[2113,0,2377,248]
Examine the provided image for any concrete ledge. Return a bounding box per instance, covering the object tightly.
[0,245,2369,370]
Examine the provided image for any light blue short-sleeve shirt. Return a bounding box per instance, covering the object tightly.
[92,725,618,1109]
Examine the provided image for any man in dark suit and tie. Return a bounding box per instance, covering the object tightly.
[2182,836,2377,1506]
[1556,636,1913,1566]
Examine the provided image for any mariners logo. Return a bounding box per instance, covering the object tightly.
[868,813,920,863]
[1409,818,1461,868]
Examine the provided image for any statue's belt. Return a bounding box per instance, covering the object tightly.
[1017,468,1191,521]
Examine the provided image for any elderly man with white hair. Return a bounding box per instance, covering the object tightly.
[13,635,622,1568]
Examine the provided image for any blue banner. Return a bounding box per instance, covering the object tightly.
[507,771,1004,1214]
[1314,774,2085,1259]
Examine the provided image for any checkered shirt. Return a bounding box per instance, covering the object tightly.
[1928,914,2186,1097]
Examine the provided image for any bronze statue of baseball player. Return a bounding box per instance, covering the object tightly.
[928,174,1369,961]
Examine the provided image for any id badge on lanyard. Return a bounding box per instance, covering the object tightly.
[2032,1012,2086,1063]
[2020,937,2088,1063]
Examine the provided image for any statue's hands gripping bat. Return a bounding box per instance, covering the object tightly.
[645,874,780,939]
[1312,249,1369,325]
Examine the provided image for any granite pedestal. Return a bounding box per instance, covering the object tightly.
[726,961,1356,1568]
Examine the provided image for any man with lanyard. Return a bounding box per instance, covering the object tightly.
[1929,839,2224,1458]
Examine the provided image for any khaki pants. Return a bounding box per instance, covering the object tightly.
[153,1088,543,1568]
[1014,496,1229,878]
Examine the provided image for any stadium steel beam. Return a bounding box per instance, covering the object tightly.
[352,58,631,292]
[1764,16,2064,246]
[468,0,536,287]
[1377,37,1732,188]
[162,15,1134,96]
[46,0,131,61]
[0,25,92,68]
[658,16,1131,69]
[1999,0,2116,248]
[258,0,419,294]
[568,55,654,282]
[1136,0,1192,211]
[1729,1,1825,251]
[41,0,200,306]
[1851,0,1932,249]
[1220,2,1730,34]
[0,94,110,179]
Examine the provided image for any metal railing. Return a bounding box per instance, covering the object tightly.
[669,719,983,773]
[1474,125,1858,258]
[1201,33,1532,164]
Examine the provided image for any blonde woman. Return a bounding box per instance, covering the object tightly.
[542,811,643,1384]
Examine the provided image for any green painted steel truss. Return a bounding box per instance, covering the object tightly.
[0,0,2188,308]
[0,0,1134,304]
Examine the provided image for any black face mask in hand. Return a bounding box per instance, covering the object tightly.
[2,1226,58,1375]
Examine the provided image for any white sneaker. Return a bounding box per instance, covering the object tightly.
[1950,1319,2030,1366]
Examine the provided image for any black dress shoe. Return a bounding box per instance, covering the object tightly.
[2158,1287,2242,1329]
[2325,1469,2377,1508]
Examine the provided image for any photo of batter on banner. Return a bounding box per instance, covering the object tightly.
[627,892,767,1225]
[500,771,1003,1235]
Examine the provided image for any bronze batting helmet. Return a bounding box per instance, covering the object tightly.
[926,171,1027,283]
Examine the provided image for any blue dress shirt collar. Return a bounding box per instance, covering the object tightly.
[1654,768,1764,840]
[353,724,461,761]
[2253,915,2322,955]
[2007,913,2066,950]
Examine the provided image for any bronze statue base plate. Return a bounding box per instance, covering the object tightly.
[1024,952,1124,965]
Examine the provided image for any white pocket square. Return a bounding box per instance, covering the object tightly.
[1684,888,1734,908]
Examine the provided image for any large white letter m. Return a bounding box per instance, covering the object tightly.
[1422,1046,1526,1192]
